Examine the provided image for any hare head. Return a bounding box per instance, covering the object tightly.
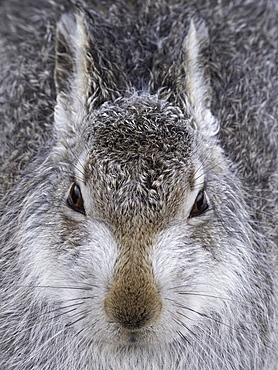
[1,5,275,370]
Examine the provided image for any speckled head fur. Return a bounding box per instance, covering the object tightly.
[0,0,277,369]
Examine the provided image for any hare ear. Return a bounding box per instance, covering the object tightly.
[158,19,219,137]
[54,12,130,140]
[54,12,128,115]
[54,12,103,111]
[182,19,219,137]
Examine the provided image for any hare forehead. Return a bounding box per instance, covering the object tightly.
[85,119,193,188]
[81,143,194,242]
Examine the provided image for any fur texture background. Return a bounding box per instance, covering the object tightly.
[0,0,277,369]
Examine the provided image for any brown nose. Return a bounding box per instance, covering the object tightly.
[104,264,162,330]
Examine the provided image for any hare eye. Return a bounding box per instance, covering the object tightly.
[67,183,85,215]
[189,189,208,218]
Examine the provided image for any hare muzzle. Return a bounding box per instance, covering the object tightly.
[104,245,162,330]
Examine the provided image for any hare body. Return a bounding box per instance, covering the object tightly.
[0,0,278,369]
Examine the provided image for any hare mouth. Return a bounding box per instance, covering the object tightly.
[127,332,139,344]
[105,326,159,347]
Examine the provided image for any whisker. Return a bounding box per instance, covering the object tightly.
[17,284,95,290]
[174,291,234,302]
[167,297,253,332]
[1,306,80,345]
[21,325,68,368]
[174,315,230,367]
[175,325,209,366]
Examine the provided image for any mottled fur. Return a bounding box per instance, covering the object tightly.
[0,0,278,369]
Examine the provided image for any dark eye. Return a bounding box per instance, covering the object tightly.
[67,183,85,214]
[189,189,209,218]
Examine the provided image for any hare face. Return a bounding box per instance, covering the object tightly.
[30,94,240,351]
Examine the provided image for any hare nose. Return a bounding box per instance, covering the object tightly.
[104,268,162,330]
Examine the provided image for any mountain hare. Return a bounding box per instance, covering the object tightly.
[0,0,277,369]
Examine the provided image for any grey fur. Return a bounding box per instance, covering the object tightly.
[0,0,278,369]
